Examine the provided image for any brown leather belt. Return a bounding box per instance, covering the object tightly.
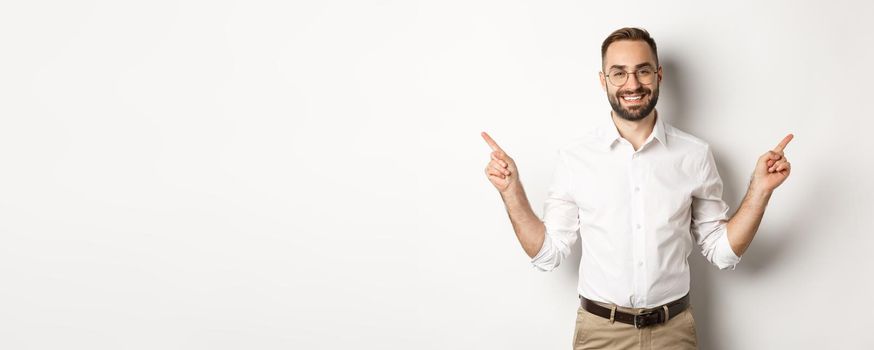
[579,293,690,329]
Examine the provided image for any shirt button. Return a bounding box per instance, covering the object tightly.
[638,261,643,266]
[636,224,641,229]
[634,186,640,192]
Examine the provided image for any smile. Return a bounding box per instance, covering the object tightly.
[622,94,645,103]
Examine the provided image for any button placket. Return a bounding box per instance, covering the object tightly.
[630,151,647,307]
[627,148,641,307]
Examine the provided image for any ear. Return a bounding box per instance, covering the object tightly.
[657,65,663,83]
[599,71,607,92]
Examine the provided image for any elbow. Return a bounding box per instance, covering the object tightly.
[526,229,547,259]
[713,258,740,271]
[530,236,559,272]
[701,229,742,270]
[701,248,740,270]
[529,230,574,272]
[531,255,561,272]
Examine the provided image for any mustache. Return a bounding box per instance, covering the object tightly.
[617,88,650,97]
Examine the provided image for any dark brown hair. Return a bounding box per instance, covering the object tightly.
[601,27,659,70]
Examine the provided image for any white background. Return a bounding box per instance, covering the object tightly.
[1,1,872,349]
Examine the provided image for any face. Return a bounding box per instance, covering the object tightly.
[599,40,662,122]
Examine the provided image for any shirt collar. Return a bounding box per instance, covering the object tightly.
[598,110,667,151]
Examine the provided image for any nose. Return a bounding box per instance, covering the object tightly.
[624,72,642,90]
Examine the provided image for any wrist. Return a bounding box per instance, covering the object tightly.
[748,183,773,198]
[500,182,525,198]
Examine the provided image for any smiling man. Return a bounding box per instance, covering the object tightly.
[481,27,793,349]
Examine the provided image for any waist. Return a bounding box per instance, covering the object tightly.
[579,292,691,329]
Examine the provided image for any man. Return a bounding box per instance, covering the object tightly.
[480,27,793,349]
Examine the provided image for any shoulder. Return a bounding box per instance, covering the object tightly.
[664,122,717,164]
[664,122,711,151]
[663,123,719,178]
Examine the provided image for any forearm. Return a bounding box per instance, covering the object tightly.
[500,183,547,258]
[726,184,773,257]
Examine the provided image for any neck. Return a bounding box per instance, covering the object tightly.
[611,109,657,149]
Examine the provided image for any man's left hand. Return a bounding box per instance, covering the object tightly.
[751,133,794,192]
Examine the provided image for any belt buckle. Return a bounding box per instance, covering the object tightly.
[633,310,659,329]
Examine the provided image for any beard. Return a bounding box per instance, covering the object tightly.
[608,85,659,122]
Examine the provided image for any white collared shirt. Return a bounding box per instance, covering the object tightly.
[531,111,741,308]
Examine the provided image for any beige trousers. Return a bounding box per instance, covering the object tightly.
[572,299,699,350]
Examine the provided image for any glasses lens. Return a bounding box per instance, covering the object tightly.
[609,71,627,86]
[637,69,654,84]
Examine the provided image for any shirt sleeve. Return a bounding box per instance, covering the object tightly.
[690,145,742,270]
[531,149,580,272]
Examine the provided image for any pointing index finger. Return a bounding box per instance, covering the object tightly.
[774,133,794,152]
[480,131,504,152]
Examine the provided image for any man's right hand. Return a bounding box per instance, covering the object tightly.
[481,131,519,193]
[480,131,545,259]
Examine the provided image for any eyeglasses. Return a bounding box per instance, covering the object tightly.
[603,67,657,87]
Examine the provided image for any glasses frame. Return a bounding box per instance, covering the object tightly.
[602,67,659,87]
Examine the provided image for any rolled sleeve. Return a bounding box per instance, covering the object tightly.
[691,145,742,270]
[531,229,578,272]
[531,149,580,272]
[713,226,742,270]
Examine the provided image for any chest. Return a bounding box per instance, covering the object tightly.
[565,150,699,221]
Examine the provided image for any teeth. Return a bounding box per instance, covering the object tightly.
[623,95,642,100]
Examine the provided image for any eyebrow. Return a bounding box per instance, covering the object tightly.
[609,63,655,70]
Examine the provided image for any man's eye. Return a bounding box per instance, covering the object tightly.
[639,69,653,76]
[612,72,626,78]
